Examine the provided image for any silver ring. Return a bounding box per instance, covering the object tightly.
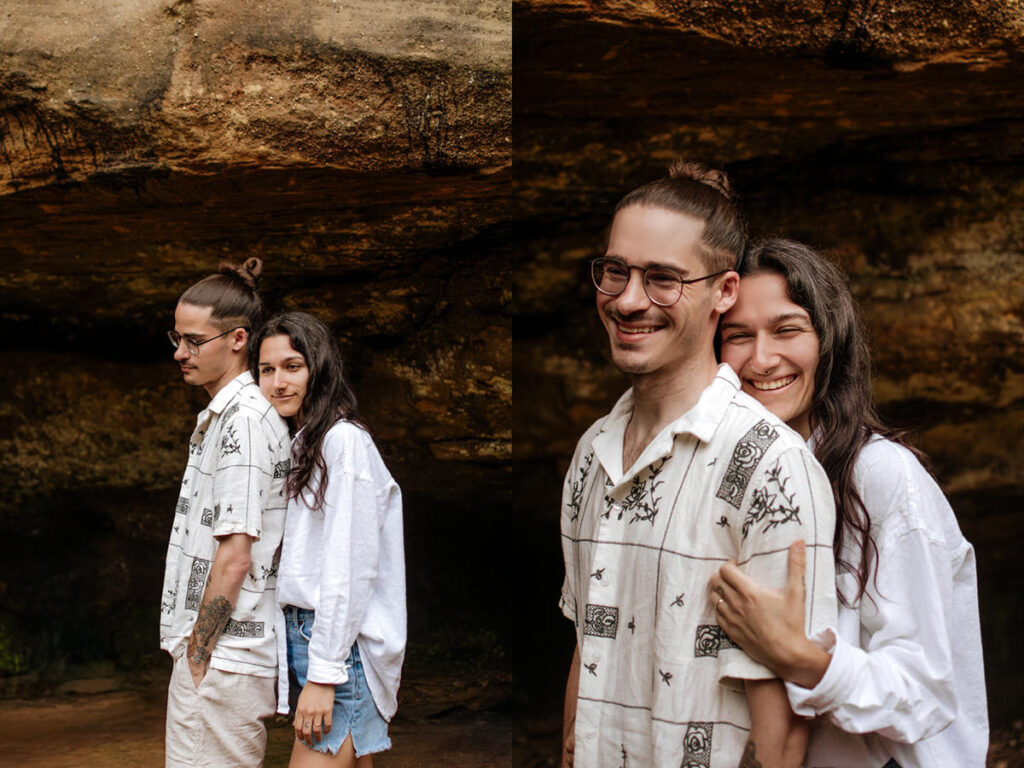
[715,597,726,611]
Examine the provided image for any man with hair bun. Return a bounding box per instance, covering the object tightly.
[160,258,291,768]
[559,163,838,767]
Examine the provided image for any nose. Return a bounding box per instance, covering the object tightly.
[750,334,779,374]
[612,267,652,315]
[173,340,190,362]
[272,371,286,390]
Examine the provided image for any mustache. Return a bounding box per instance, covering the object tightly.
[605,308,664,324]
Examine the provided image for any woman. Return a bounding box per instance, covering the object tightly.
[251,312,406,768]
[711,239,987,767]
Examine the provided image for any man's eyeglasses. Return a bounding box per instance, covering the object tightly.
[591,257,727,307]
[167,327,247,356]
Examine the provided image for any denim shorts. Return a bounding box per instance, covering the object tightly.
[285,606,391,757]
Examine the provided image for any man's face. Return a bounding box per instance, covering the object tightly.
[597,205,726,378]
[172,302,243,396]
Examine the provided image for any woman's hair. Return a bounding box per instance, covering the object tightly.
[179,257,264,331]
[738,239,920,607]
[250,312,363,513]
[614,160,746,273]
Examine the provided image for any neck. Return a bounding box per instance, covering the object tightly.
[628,352,720,440]
[203,360,247,399]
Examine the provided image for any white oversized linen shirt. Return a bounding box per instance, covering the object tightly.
[787,436,988,768]
[560,365,837,768]
[275,420,406,721]
[160,371,291,677]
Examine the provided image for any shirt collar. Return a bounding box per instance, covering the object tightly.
[207,370,254,415]
[190,371,254,446]
[591,363,741,486]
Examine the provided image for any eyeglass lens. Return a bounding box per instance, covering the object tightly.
[167,331,199,355]
[592,259,683,306]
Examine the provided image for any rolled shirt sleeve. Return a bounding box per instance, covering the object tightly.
[786,529,958,742]
[211,414,275,540]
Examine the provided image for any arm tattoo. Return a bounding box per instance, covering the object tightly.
[188,595,233,665]
[739,741,763,768]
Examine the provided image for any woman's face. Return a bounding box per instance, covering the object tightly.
[719,272,820,440]
[257,334,310,426]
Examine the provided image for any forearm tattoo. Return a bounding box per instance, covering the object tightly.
[739,741,763,768]
[188,595,233,666]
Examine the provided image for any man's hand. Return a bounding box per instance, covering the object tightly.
[294,681,335,747]
[186,646,210,688]
[184,534,253,691]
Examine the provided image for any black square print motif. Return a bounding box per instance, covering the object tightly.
[715,420,779,509]
[185,557,211,611]
[682,722,713,768]
[694,625,740,658]
[583,604,619,639]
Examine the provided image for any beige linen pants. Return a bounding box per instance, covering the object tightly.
[165,653,276,768]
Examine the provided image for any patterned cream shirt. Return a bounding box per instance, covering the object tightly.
[560,365,837,768]
[160,372,290,678]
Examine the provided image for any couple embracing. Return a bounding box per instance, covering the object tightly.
[560,162,988,768]
[160,260,405,768]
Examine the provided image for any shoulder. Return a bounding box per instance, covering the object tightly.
[226,381,287,432]
[852,436,922,499]
[720,390,813,462]
[854,436,962,543]
[573,414,610,458]
[322,420,390,478]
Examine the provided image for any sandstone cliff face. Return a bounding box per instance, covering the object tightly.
[514,0,1023,719]
[0,0,510,683]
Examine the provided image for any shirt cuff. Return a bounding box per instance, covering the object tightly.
[785,627,845,715]
[306,656,351,687]
[719,649,777,693]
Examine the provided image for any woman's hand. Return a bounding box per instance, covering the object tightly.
[294,681,335,747]
[708,540,831,688]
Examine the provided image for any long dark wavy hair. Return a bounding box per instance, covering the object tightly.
[250,312,363,513]
[737,239,921,606]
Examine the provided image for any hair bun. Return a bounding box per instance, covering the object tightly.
[242,256,263,280]
[667,160,733,199]
[218,257,262,290]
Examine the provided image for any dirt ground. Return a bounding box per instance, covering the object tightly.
[0,672,542,768]
[1,682,1020,768]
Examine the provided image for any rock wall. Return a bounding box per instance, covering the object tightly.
[0,0,511,687]
[514,1,1023,722]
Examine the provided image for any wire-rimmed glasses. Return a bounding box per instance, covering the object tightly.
[591,257,726,307]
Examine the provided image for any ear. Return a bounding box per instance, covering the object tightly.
[711,270,739,315]
[230,327,248,353]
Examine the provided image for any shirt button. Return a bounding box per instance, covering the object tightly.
[587,730,597,741]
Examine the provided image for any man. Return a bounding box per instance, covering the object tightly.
[159,259,291,768]
[559,163,838,768]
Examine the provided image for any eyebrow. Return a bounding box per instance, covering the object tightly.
[602,254,688,275]
[720,312,810,331]
[258,356,305,366]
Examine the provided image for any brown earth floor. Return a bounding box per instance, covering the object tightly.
[0,671,536,768]
[0,683,1021,768]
